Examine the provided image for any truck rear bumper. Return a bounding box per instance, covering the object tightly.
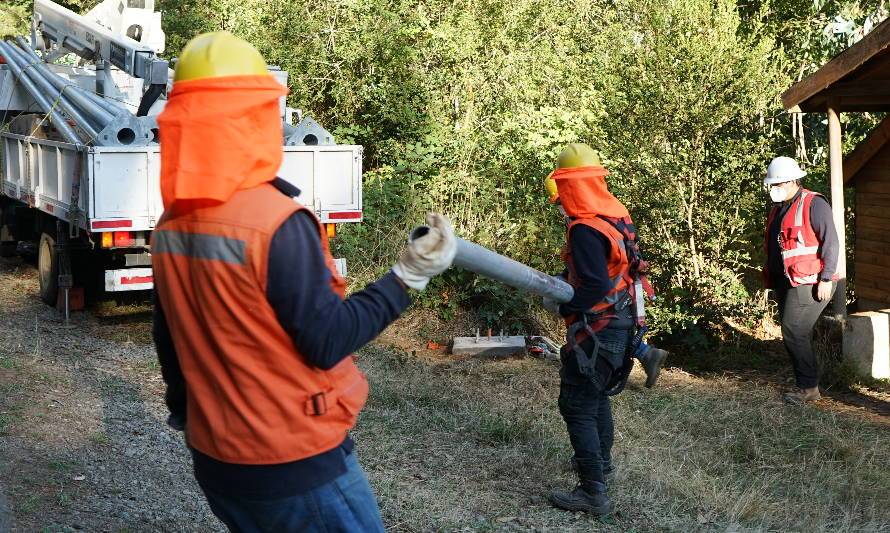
[104,268,153,292]
[102,259,348,293]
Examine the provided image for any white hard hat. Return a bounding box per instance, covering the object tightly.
[764,156,806,185]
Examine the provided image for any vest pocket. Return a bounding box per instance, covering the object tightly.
[789,258,822,278]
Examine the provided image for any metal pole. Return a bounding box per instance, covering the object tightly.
[15,37,126,116]
[0,42,82,144]
[2,42,102,140]
[827,99,847,319]
[9,40,117,126]
[410,226,574,302]
[7,43,101,139]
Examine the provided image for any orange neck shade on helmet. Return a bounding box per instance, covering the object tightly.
[551,166,630,219]
[157,74,288,210]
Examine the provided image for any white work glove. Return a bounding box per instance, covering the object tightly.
[542,296,561,315]
[392,213,457,291]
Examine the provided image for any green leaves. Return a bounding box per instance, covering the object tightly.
[150,0,877,337]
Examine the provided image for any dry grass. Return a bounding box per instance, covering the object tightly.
[356,344,890,532]
[2,253,888,532]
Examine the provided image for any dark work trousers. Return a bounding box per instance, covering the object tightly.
[558,324,631,490]
[772,278,833,389]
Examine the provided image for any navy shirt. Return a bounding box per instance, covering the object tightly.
[558,224,613,317]
[154,179,411,499]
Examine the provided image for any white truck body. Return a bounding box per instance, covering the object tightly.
[0,132,363,291]
[0,0,363,301]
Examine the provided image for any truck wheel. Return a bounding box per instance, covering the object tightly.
[0,206,15,257]
[38,232,59,305]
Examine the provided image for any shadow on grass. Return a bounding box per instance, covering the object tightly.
[659,317,890,422]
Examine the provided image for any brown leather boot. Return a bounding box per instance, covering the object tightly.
[782,387,821,404]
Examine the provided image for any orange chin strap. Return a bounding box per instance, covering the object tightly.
[551,166,630,219]
[157,75,288,210]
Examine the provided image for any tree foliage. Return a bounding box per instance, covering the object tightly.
[152,0,887,340]
[4,0,887,342]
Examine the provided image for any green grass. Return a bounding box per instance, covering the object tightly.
[19,494,43,514]
[355,344,890,532]
[88,431,110,445]
[0,413,13,435]
[47,460,70,473]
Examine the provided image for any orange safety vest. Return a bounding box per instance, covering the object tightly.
[151,182,368,465]
[764,189,828,288]
[561,217,634,331]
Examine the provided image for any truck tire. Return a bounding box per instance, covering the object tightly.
[0,205,14,257]
[37,232,59,305]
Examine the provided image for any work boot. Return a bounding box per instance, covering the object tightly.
[549,480,613,515]
[783,387,821,404]
[640,348,669,388]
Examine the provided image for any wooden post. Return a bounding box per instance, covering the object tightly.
[827,98,847,318]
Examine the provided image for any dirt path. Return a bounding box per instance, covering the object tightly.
[0,257,220,532]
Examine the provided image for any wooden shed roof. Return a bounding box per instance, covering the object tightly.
[782,18,890,113]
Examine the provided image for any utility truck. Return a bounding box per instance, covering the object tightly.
[0,0,362,309]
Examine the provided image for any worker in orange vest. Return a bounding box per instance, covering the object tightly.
[763,156,838,404]
[542,143,666,515]
[152,32,456,532]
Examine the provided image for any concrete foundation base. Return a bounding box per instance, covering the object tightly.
[842,311,890,380]
[452,335,526,357]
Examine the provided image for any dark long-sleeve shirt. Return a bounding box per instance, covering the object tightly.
[767,189,839,287]
[153,178,410,499]
[558,224,612,317]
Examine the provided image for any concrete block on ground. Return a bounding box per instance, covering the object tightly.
[452,336,526,357]
[843,311,890,379]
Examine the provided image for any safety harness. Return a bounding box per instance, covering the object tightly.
[565,215,655,394]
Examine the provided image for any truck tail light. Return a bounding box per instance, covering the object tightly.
[113,231,135,247]
[326,223,336,238]
[100,232,113,248]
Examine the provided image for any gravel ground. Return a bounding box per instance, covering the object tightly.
[0,257,222,532]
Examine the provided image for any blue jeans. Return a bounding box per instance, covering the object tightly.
[201,453,385,533]
[634,341,650,359]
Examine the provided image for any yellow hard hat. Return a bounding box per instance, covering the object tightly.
[557,143,601,169]
[544,171,559,203]
[546,143,602,203]
[174,31,268,82]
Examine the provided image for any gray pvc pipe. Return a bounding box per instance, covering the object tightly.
[0,41,82,144]
[2,42,101,140]
[410,226,574,303]
[10,40,115,126]
[15,37,125,116]
[454,238,574,303]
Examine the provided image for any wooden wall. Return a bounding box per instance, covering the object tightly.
[854,143,890,311]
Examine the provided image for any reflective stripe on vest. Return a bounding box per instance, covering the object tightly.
[562,217,633,330]
[152,183,367,465]
[153,230,247,265]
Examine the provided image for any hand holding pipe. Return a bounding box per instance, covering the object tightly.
[409,226,574,303]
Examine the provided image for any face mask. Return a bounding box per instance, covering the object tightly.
[769,186,786,203]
